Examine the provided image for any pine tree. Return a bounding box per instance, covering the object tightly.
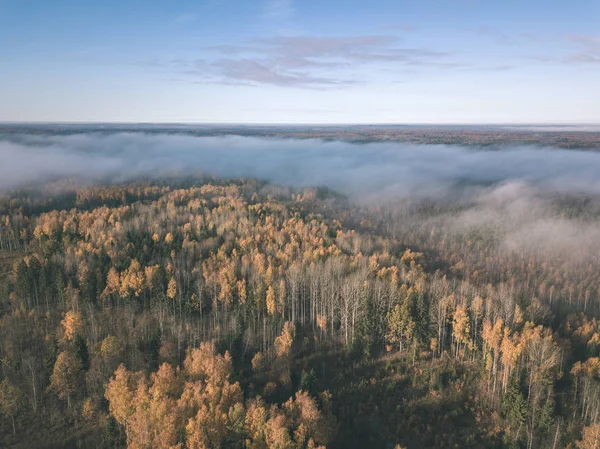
[352,287,375,359]
[300,368,318,397]
[75,334,90,372]
[502,376,527,443]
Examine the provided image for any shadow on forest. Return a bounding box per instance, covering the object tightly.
[295,347,502,449]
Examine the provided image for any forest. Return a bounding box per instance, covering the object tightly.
[1,173,600,449]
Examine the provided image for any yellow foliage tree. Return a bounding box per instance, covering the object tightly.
[105,364,140,426]
[61,310,83,341]
[167,278,177,300]
[577,422,600,449]
[102,267,121,299]
[119,259,145,299]
[183,341,233,384]
[452,305,472,359]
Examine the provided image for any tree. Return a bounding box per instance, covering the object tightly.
[520,324,561,449]
[100,335,124,364]
[102,267,121,300]
[386,301,415,353]
[577,423,600,449]
[75,334,90,371]
[14,259,30,307]
[61,310,83,341]
[183,341,233,384]
[571,357,600,424]
[146,328,162,371]
[126,364,180,449]
[82,397,97,422]
[483,317,504,396]
[266,285,277,316]
[300,368,318,397]
[0,379,22,434]
[105,364,139,426]
[282,390,331,448]
[500,327,523,392]
[119,259,145,299]
[275,322,295,359]
[49,350,83,409]
[105,345,248,449]
[353,288,375,359]
[452,305,472,359]
[502,377,527,443]
[184,385,244,449]
[105,415,120,448]
[251,351,266,373]
[244,391,330,449]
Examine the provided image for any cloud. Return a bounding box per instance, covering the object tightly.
[140,34,461,88]
[476,28,546,46]
[189,35,458,87]
[254,35,399,57]
[211,59,352,87]
[539,35,600,65]
[567,35,600,46]
[381,23,415,32]
[562,54,600,64]
[473,30,597,67]
[214,35,449,64]
[475,65,514,72]
[3,132,600,200]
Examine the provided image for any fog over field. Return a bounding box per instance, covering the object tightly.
[2,132,600,198]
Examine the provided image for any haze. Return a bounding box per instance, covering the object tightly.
[2,132,600,198]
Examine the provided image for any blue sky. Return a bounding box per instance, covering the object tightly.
[0,0,599,123]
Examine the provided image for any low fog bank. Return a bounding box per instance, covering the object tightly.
[3,131,600,266]
[2,132,600,199]
[398,181,600,264]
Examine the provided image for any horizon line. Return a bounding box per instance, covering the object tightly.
[2,121,600,127]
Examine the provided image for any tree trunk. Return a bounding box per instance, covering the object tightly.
[552,421,560,449]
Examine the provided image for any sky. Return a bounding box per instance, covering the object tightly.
[0,0,599,124]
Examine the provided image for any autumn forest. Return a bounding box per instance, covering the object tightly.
[2,134,600,449]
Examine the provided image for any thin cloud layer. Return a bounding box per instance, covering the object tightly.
[539,35,600,65]
[172,34,457,87]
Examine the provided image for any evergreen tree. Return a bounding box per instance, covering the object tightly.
[300,368,318,396]
[147,328,162,371]
[75,334,90,372]
[502,376,527,442]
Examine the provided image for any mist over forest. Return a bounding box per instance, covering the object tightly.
[2,128,600,449]
[4,130,600,265]
[3,131,600,196]
[3,0,600,446]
